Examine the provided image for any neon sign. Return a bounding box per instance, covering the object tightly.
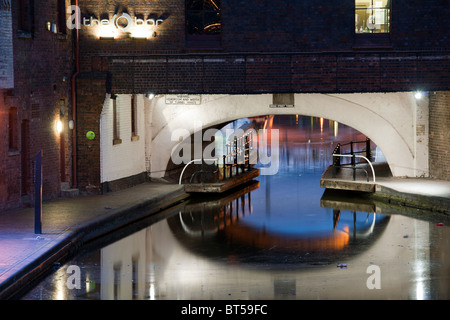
[66,5,164,38]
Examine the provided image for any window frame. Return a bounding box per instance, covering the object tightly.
[355,0,391,34]
[130,94,139,141]
[186,0,222,48]
[8,107,18,151]
[57,0,67,34]
[17,0,35,34]
[112,95,122,145]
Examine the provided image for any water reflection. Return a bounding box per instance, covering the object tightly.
[22,116,450,300]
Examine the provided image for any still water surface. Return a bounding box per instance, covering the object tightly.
[22,116,450,300]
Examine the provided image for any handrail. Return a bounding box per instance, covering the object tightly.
[332,154,376,183]
[179,158,218,185]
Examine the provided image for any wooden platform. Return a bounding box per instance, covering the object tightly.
[184,168,259,193]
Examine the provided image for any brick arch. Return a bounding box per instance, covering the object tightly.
[149,93,425,179]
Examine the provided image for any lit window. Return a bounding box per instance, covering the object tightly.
[355,0,391,33]
[186,0,221,44]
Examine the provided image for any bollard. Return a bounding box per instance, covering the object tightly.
[34,150,43,234]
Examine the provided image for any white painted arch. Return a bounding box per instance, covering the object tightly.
[147,92,429,179]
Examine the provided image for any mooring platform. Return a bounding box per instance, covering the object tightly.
[184,168,260,193]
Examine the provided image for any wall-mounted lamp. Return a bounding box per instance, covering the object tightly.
[146,92,155,99]
[98,25,116,40]
[131,25,149,39]
[415,91,424,100]
[56,120,63,133]
[68,120,74,130]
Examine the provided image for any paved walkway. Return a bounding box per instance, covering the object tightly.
[321,162,450,214]
[375,176,450,199]
[0,182,188,299]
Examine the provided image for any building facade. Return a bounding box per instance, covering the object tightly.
[0,0,74,211]
[1,0,449,210]
[73,0,450,194]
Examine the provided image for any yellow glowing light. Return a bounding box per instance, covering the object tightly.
[414,91,423,99]
[98,25,116,39]
[56,120,63,133]
[131,25,149,39]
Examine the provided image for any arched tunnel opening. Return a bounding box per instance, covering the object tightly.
[163,114,391,185]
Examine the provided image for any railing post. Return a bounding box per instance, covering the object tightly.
[234,138,238,176]
[366,137,371,161]
[246,135,250,171]
[352,154,356,181]
[332,143,340,178]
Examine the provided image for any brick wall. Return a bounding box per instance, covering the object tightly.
[105,52,450,95]
[0,0,74,211]
[76,73,109,194]
[429,91,450,181]
[74,0,450,94]
[77,0,450,56]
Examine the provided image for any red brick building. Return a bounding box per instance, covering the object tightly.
[1,0,449,210]
[0,0,74,211]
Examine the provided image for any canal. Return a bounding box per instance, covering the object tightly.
[21,115,450,300]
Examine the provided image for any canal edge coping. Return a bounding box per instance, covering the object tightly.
[0,186,190,300]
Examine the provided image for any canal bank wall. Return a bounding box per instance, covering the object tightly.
[0,182,189,300]
[320,164,450,215]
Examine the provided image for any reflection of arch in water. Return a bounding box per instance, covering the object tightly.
[167,189,391,267]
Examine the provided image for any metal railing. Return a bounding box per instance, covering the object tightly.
[332,138,376,182]
[179,130,256,185]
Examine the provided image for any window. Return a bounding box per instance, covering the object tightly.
[131,94,139,140]
[57,0,66,34]
[355,0,391,33]
[186,0,221,46]
[112,96,121,145]
[9,107,18,150]
[17,0,34,33]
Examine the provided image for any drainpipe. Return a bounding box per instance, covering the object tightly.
[71,0,79,188]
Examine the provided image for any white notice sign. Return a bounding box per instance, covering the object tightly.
[165,95,201,105]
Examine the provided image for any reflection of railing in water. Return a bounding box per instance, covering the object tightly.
[333,210,377,239]
[215,192,252,231]
[332,138,376,182]
[179,130,256,185]
[280,141,335,174]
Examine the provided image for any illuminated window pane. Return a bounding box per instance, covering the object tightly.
[355,0,391,33]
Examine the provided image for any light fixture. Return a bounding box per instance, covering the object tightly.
[68,120,74,130]
[56,120,63,133]
[146,92,155,99]
[131,25,149,39]
[415,91,423,100]
[98,24,116,40]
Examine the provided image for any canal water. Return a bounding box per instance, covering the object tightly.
[22,116,450,300]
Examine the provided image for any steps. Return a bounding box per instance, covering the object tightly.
[60,182,79,198]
